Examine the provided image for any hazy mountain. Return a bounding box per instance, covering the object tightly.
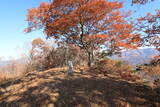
[111,48,160,65]
[0,60,10,67]
[0,48,159,67]
[0,57,28,67]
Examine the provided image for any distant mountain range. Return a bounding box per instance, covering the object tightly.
[111,48,160,65]
[0,57,28,67]
[0,60,10,67]
[0,48,159,67]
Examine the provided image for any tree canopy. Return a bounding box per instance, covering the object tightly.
[25,0,141,66]
[138,10,160,52]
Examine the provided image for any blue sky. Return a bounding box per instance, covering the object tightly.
[0,0,160,60]
[0,0,49,60]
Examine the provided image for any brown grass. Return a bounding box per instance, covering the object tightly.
[143,65,160,76]
[0,67,160,107]
[0,62,29,83]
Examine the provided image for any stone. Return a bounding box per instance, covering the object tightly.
[67,61,74,75]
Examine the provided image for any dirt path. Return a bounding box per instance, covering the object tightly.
[0,68,160,107]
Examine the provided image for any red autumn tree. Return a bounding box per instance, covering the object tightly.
[132,0,159,59]
[138,11,160,53]
[25,0,140,66]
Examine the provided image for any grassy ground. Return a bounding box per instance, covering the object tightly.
[0,67,160,107]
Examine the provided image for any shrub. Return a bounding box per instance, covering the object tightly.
[90,59,138,81]
[115,60,124,68]
[150,57,160,66]
[142,65,160,85]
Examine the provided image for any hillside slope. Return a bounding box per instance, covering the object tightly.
[0,68,160,107]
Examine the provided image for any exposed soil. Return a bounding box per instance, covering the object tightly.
[0,67,160,107]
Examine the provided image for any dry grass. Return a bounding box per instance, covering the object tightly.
[0,62,28,83]
[143,65,160,75]
[142,65,160,87]
[0,58,159,107]
[0,67,160,107]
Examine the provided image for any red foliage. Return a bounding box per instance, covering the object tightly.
[138,10,160,52]
[25,0,141,65]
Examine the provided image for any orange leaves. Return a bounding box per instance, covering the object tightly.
[26,2,50,27]
[137,17,145,23]
[138,11,158,23]
[24,28,31,33]
[137,9,160,52]
[32,38,45,45]
[25,0,124,37]
[89,34,109,39]
[31,38,50,58]
[27,8,38,21]
[116,42,137,49]
[154,55,160,59]
[106,0,123,9]
[112,23,132,30]
[130,34,141,43]
[39,2,50,9]
[110,23,135,43]
[25,0,141,56]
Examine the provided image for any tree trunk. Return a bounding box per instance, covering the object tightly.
[87,52,92,67]
[91,51,94,64]
[87,51,94,67]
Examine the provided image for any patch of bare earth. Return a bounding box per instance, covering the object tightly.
[0,67,160,107]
